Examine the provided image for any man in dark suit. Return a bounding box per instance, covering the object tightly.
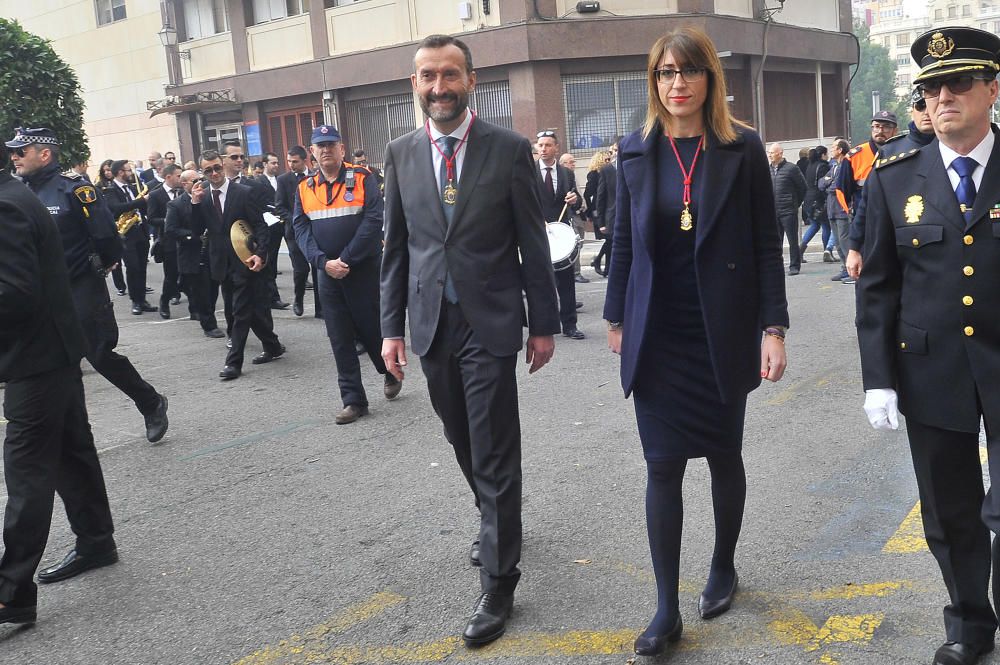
[594,143,619,276]
[191,150,284,380]
[0,149,118,625]
[105,159,155,314]
[255,152,286,308]
[274,146,314,316]
[145,163,185,318]
[381,34,560,647]
[535,130,585,339]
[165,169,224,338]
[857,26,1000,665]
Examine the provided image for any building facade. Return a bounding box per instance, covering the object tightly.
[3,0,856,171]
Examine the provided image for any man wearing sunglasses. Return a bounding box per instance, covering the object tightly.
[857,26,1000,665]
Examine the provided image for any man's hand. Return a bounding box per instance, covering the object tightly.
[607,328,622,354]
[864,388,899,430]
[381,339,408,381]
[246,255,264,272]
[325,258,350,279]
[599,226,607,234]
[564,191,579,206]
[847,249,863,279]
[190,180,205,205]
[525,335,555,374]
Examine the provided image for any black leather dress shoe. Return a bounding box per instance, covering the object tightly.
[335,404,369,425]
[469,540,481,567]
[139,301,157,312]
[204,328,225,339]
[563,328,586,340]
[699,571,738,619]
[574,274,590,283]
[0,603,36,625]
[270,300,290,310]
[934,641,994,665]
[116,288,127,296]
[144,286,154,294]
[170,297,181,306]
[131,304,143,315]
[252,344,286,365]
[143,394,169,444]
[634,614,683,656]
[463,593,513,647]
[37,548,118,584]
[219,365,241,381]
[293,301,304,317]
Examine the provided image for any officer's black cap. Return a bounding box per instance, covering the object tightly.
[5,127,60,148]
[911,26,1000,84]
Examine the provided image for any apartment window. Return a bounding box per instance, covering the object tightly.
[184,0,229,39]
[95,0,126,25]
[898,74,911,86]
[265,107,323,168]
[963,4,971,15]
[883,36,891,47]
[250,0,309,24]
[935,8,943,18]
[948,6,957,16]
[564,72,646,153]
[468,81,512,130]
[343,92,416,168]
[896,33,909,46]
[897,54,910,65]
[324,0,369,6]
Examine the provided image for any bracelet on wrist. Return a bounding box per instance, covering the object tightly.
[606,320,623,331]
[764,326,786,339]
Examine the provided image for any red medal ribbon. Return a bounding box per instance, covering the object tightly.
[425,112,476,182]
[667,134,704,212]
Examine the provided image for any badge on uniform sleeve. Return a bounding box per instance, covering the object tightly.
[990,203,1000,220]
[74,184,97,204]
[904,195,924,224]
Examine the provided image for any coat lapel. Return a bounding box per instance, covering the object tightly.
[410,129,448,235]
[695,132,743,247]
[969,128,1000,228]
[620,130,658,258]
[915,140,965,232]
[449,119,493,233]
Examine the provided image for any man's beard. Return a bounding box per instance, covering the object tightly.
[419,90,469,124]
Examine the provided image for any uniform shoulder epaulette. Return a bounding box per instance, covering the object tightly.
[60,171,83,182]
[847,145,865,157]
[352,165,372,178]
[882,132,907,145]
[875,148,919,170]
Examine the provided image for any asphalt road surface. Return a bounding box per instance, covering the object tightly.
[0,243,991,665]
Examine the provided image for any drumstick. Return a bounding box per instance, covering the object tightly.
[556,202,569,225]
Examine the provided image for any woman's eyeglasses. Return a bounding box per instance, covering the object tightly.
[654,67,706,84]
[919,74,991,98]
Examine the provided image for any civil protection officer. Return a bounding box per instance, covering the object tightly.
[0,141,118,624]
[7,128,168,445]
[293,125,400,424]
[857,27,1000,665]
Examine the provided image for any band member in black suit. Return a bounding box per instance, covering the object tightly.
[190,150,284,380]
[381,34,560,647]
[535,130,585,339]
[594,142,619,276]
[165,169,224,338]
[0,146,118,626]
[145,163,185,318]
[105,159,155,315]
[255,152,286,308]
[275,145,319,317]
[857,27,1000,665]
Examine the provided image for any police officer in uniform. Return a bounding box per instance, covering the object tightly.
[857,27,1000,665]
[7,128,168,445]
[0,141,118,624]
[293,125,400,424]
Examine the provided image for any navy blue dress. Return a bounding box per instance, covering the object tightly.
[632,134,748,461]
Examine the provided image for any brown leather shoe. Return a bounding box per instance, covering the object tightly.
[335,404,369,425]
[384,374,402,400]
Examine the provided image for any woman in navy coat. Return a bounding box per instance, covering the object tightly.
[602,26,789,656]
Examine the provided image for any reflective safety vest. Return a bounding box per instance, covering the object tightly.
[296,162,370,257]
[836,142,877,214]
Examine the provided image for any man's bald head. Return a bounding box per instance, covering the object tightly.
[767,143,784,165]
[179,169,199,193]
[558,153,576,170]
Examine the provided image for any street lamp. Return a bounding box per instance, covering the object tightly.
[158,21,177,48]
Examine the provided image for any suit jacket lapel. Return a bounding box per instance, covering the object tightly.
[695,133,743,246]
[916,140,965,232]
[621,130,657,258]
[969,128,1000,228]
[449,119,493,233]
[411,129,449,235]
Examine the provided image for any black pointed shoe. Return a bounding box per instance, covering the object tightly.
[0,603,36,625]
[293,300,304,317]
[143,394,169,444]
[37,548,118,584]
[384,374,402,400]
[219,365,241,381]
[634,614,683,656]
[699,571,738,619]
[933,641,994,665]
[469,540,481,567]
[463,593,513,647]
[252,344,286,365]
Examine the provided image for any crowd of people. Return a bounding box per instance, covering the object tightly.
[3,21,1000,665]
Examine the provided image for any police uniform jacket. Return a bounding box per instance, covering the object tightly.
[0,171,86,382]
[292,163,383,269]
[21,161,120,279]
[857,127,1000,434]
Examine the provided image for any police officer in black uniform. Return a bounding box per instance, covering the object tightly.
[7,128,168,445]
[0,141,118,624]
[857,27,1000,665]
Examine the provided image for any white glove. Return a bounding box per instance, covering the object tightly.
[864,388,899,430]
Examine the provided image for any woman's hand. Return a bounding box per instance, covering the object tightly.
[608,328,623,354]
[760,334,786,382]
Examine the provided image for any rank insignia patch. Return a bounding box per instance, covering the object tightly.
[990,204,1000,220]
[904,195,924,224]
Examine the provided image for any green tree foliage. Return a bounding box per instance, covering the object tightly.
[0,18,88,167]
[850,20,909,145]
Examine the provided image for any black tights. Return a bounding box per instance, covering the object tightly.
[642,453,747,636]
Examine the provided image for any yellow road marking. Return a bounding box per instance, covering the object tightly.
[807,580,914,601]
[766,371,836,406]
[232,591,407,665]
[769,608,884,664]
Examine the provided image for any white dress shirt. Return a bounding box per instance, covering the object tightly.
[939,128,995,193]
[208,177,230,212]
[538,159,559,193]
[266,174,278,191]
[429,111,474,190]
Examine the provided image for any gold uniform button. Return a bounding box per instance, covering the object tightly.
[965,326,975,336]
[963,296,974,306]
[964,266,975,276]
[912,238,920,247]
[964,235,974,245]
[900,342,907,350]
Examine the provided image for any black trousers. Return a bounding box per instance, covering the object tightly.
[907,417,1000,647]
[419,301,522,595]
[160,250,181,302]
[122,234,150,304]
[0,364,115,607]
[777,212,801,270]
[182,266,219,332]
[285,227,318,312]
[220,269,281,368]
[317,258,387,408]
[72,274,160,415]
[554,265,577,332]
[264,222,284,303]
[110,263,126,292]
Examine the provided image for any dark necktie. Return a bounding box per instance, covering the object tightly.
[953,156,977,223]
[212,189,223,219]
[437,135,459,303]
[171,188,181,200]
[544,166,554,199]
